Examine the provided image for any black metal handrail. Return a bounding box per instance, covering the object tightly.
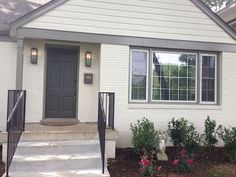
[6,90,26,177]
[98,92,115,174]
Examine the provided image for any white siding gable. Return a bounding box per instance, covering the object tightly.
[23,0,236,44]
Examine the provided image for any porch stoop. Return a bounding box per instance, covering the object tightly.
[1,123,118,177]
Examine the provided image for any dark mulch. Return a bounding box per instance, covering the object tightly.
[108,148,236,177]
[0,144,5,176]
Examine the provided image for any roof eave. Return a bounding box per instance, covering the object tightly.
[190,0,236,41]
[9,0,68,37]
[8,0,236,42]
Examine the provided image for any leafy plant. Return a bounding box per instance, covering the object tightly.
[130,118,159,153]
[202,116,219,150]
[168,118,201,153]
[218,126,236,163]
[172,147,194,173]
[139,148,162,177]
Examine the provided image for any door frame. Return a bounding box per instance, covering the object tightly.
[43,44,80,120]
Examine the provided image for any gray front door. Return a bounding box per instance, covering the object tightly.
[45,47,77,118]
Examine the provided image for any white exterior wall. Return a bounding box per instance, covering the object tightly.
[78,43,100,122]
[23,40,45,122]
[0,42,17,131]
[23,0,236,44]
[100,44,236,148]
[22,40,100,123]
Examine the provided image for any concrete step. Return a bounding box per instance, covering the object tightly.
[5,169,110,177]
[6,140,110,177]
[13,152,101,161]
[10,158,102,171]
[15,143,100,155]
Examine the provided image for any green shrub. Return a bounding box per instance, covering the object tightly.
[168,117,201,152]
[172,147,194,173]
[139,149,162,176]
[130,118,159,153]
[202,116,219,149]
[218,126,236,163]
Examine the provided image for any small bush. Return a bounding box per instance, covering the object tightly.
[218,126,236,163]
[130,118,159,153]
[202,116,219,149]
[139,149,162,177]
[172,147,194,173]
[168,117,201,152]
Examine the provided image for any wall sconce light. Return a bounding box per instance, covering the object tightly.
[31,48,38,64]
[85,51,92,67]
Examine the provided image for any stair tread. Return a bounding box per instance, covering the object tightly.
[4,169,110,177]
[13,152,101,162]
[10,158,103,171]
[15,143,100,156]
[17,140,100,147]
[6,140,109,177]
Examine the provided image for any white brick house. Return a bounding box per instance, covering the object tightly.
[1,0,236,149]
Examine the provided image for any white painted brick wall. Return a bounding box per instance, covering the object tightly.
[3,41,236,148]
[100,44,236,148]
[0,42,17,131]
[23,40,45,122]
[78,43,100,122]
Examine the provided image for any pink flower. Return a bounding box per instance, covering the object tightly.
[172,159,179,166]
[187,159,194,166]
[140,167,146,174]
[181,148,187,158]
[156,166,162,172]
[141,159,151,166]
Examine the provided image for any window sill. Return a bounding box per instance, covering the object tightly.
[128,103,222,110]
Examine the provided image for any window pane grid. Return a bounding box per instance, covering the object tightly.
[152,52,196,102]
[201,55,216,103]
[130,50,148,101]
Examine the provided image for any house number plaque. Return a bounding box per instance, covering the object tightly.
[84,73,93,84]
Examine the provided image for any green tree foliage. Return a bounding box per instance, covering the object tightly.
[202,0,235,11]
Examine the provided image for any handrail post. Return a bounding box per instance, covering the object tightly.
[23,91,26,131]
[6,90,26,177]
[97,92,115,174]
[108,93,115,130]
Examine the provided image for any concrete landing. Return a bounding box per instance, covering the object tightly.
[0,123,118,142]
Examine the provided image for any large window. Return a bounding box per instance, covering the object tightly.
[129,49,218,104]
[130,50,148,101]
[152,52,197,102]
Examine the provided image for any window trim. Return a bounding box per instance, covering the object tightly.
[200,53,217,104]
[129,49,149,102]
[150,50,198,103]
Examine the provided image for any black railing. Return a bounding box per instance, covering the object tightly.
[98,92,115,174]
[6,90,26,177]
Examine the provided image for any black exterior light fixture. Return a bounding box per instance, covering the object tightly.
[31,48,38,64]
[85,51,92,67]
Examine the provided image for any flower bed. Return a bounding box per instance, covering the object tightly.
[108,148,236,177]
[108,117,236,177]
